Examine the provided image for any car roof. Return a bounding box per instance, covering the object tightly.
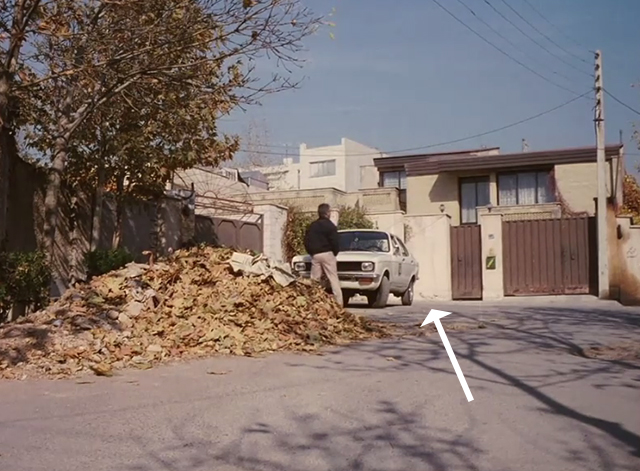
[338,229,390,235]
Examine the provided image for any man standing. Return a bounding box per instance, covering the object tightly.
[304,203,343,307]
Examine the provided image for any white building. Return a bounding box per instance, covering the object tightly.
[242,138,386,192]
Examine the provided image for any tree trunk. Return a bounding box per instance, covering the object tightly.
[0,70,17,250]
[90,166,105,251]
[112,174,124,249]
[43,132,69,262]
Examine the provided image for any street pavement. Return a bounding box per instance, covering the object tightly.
[0,296,639,471]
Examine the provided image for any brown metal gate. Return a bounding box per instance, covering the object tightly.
[451,225,483,300]
[195,215,264,253]
[502,216,596,296]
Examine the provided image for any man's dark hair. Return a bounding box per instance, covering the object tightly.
[318,203,331,219]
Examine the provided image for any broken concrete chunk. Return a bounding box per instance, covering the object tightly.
[124,301,145,318]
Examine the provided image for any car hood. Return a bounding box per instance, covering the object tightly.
[292,251,390,264]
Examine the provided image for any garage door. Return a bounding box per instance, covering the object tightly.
[502,217,596,296]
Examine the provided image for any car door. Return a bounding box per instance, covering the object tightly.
[389,235,406,290]
[396,237,416,287]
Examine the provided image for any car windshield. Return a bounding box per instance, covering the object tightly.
[339,231,390,253]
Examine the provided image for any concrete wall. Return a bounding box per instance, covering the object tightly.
[406,157,623,226]
[298,141,345,191]
[236,138,383,192]
[407,173,458,222]
[359,164,380,190]
[477,203,563,221]
[343,139,382,192]
[609,214,640,305]
[404,214,452,300]
[254,204,288,263]
[479,213,504,300]
[5,158,193,295]
[242,161,300,191]
[369,210,405,241]
[555,156,623,215]
[236,186,401,214]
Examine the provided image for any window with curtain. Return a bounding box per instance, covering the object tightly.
[380,170,407,189]
[460,176,490,224]
[309,159,336,178]
[498,170,554,206]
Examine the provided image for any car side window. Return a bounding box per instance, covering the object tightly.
[390,235,402,256]
[397,238,410,257]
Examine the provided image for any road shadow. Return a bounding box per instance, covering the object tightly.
[124,400,485,471]
[288,303,640,463]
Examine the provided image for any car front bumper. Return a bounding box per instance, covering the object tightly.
[296,271,382,291]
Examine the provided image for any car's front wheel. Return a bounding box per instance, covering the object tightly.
[367,275,390,308]
[401,278,415,306]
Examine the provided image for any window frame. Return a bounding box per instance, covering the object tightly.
[309,159,337,178]
[497,168,555,206]
[458,175,491,225]
[379,170,407,190]
[390,234,403,256]
[395,236,410,257]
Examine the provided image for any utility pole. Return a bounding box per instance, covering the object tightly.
[594,50,609,299]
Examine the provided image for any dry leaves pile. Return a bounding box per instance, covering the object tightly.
[0,247,392,380]
[581,341,640,361]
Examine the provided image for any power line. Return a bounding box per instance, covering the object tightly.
[453,0,580,86]
[239,90,593,158]
[430,0,585,97]
[482,0,591,79]
[520,0,595,55]
[496,0,592,68]
[604,88,640,116]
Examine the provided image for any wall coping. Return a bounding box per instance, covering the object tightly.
[367,209,406,216]
[405,213,451,219]
[248,187,347,196]
[253,203,289,211]
[354,187,399,194]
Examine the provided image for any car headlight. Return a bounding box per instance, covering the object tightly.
[293,262,307,272]
[361,262,374,272]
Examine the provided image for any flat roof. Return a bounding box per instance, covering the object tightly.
[405,144,623,177]
[374,147,500,172]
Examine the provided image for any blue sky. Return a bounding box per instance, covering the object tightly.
[222,0,640,170]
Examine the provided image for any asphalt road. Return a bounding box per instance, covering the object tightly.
[1,297,639,471]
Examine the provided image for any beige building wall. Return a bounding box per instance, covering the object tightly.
[404,214,452,300]
[359,164,381,190]
[236,187,401,215]
[407,171,495,226]
[298,141,345,191]
[296,138,383,192]
[406,156,624,225]
[343,139,384,192]
[554,156,623,215]
[369,210,405,241]
[609,215,640,306]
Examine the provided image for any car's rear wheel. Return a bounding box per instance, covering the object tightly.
[367,275,390,308]
[401,278,415,306]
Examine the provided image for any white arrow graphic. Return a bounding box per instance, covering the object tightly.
[421,309,474,402]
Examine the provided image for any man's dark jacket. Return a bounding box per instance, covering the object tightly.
[304,217,340,256]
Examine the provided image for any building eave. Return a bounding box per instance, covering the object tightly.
[405,144,623,177]
[373,146,501,173]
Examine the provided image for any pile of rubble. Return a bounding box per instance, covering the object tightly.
[0,247,392,380]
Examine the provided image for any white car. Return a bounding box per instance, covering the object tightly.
[291,229,420,308]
